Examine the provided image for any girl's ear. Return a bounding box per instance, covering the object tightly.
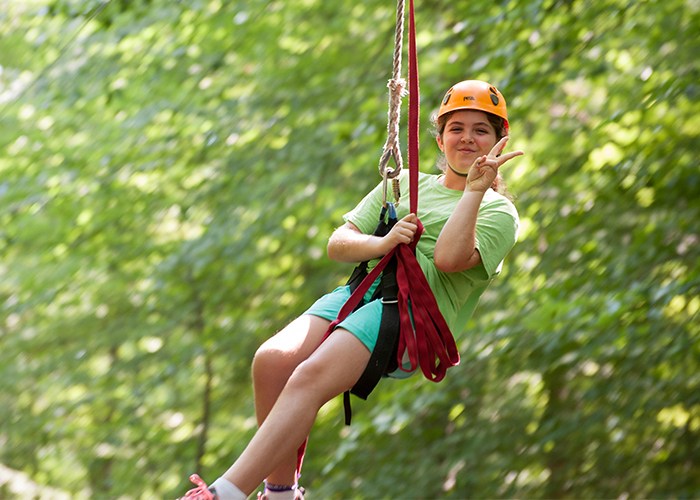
[436,135,444,152]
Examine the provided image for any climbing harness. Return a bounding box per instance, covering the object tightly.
[295,0,460,478]
[341,202,401,424]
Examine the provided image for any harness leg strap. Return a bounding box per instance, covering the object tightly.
[340,204,400,425]
[343,256,401,424]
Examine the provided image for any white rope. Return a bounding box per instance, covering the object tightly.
[378,0,406,189]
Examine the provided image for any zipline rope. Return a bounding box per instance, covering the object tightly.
[378,0,406,206]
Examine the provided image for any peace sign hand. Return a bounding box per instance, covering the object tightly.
[465,136,523,193]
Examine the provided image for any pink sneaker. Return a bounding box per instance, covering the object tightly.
[177,474,219,500]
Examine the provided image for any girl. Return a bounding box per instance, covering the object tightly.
[177,80,523,500]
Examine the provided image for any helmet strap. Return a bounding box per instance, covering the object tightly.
[447,164,469,178]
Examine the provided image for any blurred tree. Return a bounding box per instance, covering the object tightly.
[0,0,698,498]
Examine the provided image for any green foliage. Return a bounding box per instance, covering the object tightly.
[1,0,698,498]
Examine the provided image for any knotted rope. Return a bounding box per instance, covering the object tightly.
[378,0,407,206]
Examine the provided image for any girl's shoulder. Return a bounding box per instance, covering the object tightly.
[482,188,519,220]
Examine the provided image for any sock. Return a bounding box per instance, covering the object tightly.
[264,482,296,500]
[210,477,247,500]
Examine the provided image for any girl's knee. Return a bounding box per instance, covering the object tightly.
[287,358,320,387]
[252,316,330,387]
[284,357,343,405]
[252,344,294,382]
[284,331,370,402]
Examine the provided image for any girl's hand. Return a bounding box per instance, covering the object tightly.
[327,215,419,263]
[465,136,523,193]
[381,213,418,253]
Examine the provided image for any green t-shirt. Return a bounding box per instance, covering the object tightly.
[344,170,519,335]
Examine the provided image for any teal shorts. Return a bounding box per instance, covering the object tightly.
[303,285,416,379]
[303,286,382,352]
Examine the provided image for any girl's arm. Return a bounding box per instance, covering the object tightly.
[327,214,418,264]
[433,190,486,273]
[434,137,522,273]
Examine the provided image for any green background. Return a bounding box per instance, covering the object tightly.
[1,0,698,498]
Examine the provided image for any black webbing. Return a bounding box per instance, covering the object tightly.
[342,206,401,425]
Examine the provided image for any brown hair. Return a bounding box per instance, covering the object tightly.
[431,111,513,200]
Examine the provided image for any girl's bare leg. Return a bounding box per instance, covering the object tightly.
[250,315,332,486]
[222,327,371,495]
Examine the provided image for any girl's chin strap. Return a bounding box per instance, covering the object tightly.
[447,164,469,177]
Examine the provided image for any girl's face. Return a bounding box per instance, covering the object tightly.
[437,110,498,175]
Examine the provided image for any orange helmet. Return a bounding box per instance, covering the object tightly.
[438,80,509,132]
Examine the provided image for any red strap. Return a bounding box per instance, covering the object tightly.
[394,242,460,380]
[320,224,459,380]
[395,0,459,379]
[408,0,419,216]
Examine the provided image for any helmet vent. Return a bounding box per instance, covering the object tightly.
[489,86,500,105]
